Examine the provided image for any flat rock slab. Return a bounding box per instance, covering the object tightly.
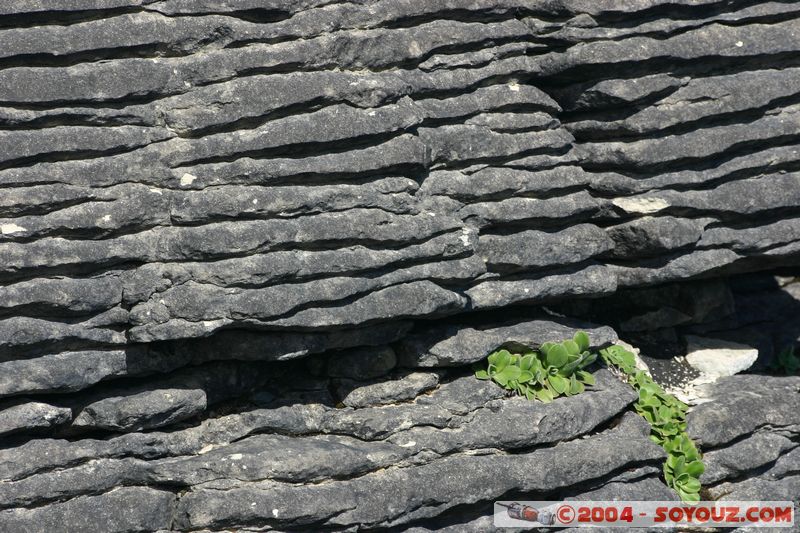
[688,375,800,448]
[172,414,663,531]
[684,335,759,377]
[0,487,176,533]
[397,317,618,367]
[337,371,440,408]
[0,401,72,437]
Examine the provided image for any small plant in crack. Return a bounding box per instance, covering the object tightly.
[474,331,597,403]
[599,344,704,503]
[475,334,706,503]
[769,345,800,375]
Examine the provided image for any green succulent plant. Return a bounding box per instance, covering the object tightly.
[476,333,706,503]
[769,345,800,375]
[663,434,704,503]
[599,344,703,504]
[474,331,596,403]
[598,344,637,374]
[632,371,688,443]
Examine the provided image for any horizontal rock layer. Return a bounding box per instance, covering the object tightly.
[0,361,666,531]
[688,374,800,504]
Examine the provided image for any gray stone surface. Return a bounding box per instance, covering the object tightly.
[701,432,797,486]
[338,372,440,408]
[607,217,712,259]
[0,487,176,533]
[706,446,800,503]
[397,317,618,367]
[172,413,662,531]
[478,224,613,273]
[0,361,652,530]
[684,335,758,378]
[0,400,72,437]
[466,264,618,310]
[0,350,132,397]
[682,372,800,506]
[687,375,800,448]
[148,433,411,485]
[73,387,207,432]
[569,468,677,502]
[0,0,799,529]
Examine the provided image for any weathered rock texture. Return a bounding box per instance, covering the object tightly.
[688,374,800,503]
[1,0,799,531]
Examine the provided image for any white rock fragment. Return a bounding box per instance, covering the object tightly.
[612,197,670,214]
[0,223,25,235]
[459,228,471,246]
[684,335,758,377]
[180,173,197,186]
[668,336,758,405]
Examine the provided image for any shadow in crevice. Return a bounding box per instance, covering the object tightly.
[689,270,800,374]
[547,268,800,376]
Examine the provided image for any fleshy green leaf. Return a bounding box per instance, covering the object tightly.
[494,350,512,372]
[548,374,568,394]
[546,344,569,368]
[577,351,597,368]
[525,387,536,401]
[576,370,595,386]
[535,387,554,403]
[569,375,584,395]
[666,453,681,471]
[475,369,489,380]
[601,345,636,372]
[686,461,705,478]
[493,373,509,387]
[496,365,521,384]
[679,476,701,494]
[672,456,687,477]
[560,359,582,376]
[519,353,535,371]
[679,490,701,504]
[539,342,556,355]
[574,331,590,352]
[563,340,581,356]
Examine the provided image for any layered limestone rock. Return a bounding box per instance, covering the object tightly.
[688,375,800,504]
[1,0,799,530]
